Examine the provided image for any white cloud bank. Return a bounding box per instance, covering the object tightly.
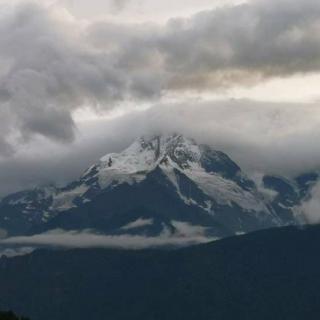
[0,222,216,253]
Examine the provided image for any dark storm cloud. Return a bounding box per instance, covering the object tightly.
[92,0,320,90]
[0,2,145,146]
[0,0,320,151]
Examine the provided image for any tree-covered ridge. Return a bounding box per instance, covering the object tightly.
[0,311,29,320]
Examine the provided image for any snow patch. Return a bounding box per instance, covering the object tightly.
[8,197,30,206]
[185,168,268,213]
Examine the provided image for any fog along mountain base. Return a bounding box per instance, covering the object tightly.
[0,134,317,244]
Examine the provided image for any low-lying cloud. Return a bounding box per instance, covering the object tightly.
[300,182,320,225]
[0,226,215,254]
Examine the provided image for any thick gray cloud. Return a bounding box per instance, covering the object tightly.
[0,0,320,197]
[0,2,145,148]
[121,100,320,177]
[0,0,320,152]
[0,118,131,195]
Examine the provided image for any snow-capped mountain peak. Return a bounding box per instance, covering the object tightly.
[82,134,267,214]
[1,133,315,239]
[99,134,201,173]
[97,134,239,179]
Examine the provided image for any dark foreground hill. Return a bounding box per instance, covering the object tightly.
[1,225,320,320]
[0,311,29,320]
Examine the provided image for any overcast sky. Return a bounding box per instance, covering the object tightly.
[0,0,320,196]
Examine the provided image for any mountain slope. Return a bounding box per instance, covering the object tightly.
[0,134,317,239]
[1,225,320,320]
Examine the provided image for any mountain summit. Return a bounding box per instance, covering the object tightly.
[0,134,317,241]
